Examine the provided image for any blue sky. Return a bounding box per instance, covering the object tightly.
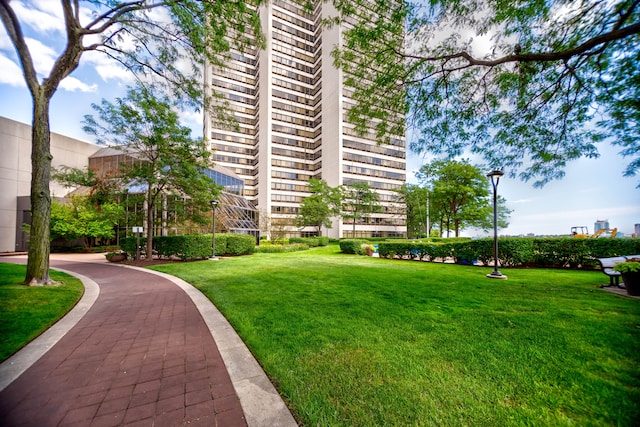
[1,1,638,237]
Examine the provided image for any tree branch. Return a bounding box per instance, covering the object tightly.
[0,1,39,95]
[403,22,640,67]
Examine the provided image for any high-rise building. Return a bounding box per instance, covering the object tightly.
[594,219,610,232]
[204,0,406,239]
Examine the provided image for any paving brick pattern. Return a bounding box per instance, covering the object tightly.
[0,261,247,427]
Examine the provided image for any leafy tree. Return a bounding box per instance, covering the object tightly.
[295,179,343,237]
[342,182,381,237]
[53,166,123,207]
[332,0,640,187]
[0,1,261,284]
[417,159,511,237]
[394,184,440,238]
[50,196,124,249]
[82,84,219,258]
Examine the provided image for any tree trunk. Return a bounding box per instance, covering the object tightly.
[146,186,154,259]
[352,212,357,237]
[24,92,53,285]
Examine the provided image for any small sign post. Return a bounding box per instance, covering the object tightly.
[132,226,143,260]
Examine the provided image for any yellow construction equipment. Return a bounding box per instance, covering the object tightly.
[571,226,589,238]
[592,228,618,238]
[571,226,617,238]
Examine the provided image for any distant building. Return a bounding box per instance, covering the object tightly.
[594,219,610,232]
[0,117,99,252]
[1,116,259,252]
[635,223,640,237]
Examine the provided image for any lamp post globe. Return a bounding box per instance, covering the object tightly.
[486,170,507,279]
[210,199,219,260]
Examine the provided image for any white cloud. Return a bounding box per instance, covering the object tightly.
[60,76,97,92]
[178,109,204,137]
[82,46,134,84]
[0,26,13,50]
[509,198,535,205]
[24,37,56,76]
[13,0,65,34]
[94,61,134,84]
[0,54,26,87]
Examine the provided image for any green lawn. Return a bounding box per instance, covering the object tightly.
[153,245,640,426]
[0,263,84,362]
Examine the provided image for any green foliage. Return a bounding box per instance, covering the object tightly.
[255,243,310,253]
[339,239,369,254]
[0,263,84,362]
[2,0,264,284]
[332,0,640,187]
[614,261,640,274]
[154,235,212,260]
[342,182,381,235]
[378,241,452,260]
[377,238,640,268]
[121,233,254,259]
[416,159,511,237]
[224,234,255,256]
[52,166,123,206]
[394,184,434,238]
[289,237,329,247]
[152,247,640,426]
[83,83,220,257]
[295,179,343,236]
[50,196,124,248]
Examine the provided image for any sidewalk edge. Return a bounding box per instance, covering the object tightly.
[0,269,100,392]
[125,265,298,427]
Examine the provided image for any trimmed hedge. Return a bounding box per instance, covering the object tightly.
[339,239,369,255]
[255,243,310,253]
[289,236,329,247]
[120,233,254,260]
[224,233,256,256]
[376,237,640,269]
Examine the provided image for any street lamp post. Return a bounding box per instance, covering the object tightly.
[210,199,219,260]
[486,170,507,279]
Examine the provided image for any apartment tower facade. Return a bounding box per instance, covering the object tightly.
[204,0,406,239]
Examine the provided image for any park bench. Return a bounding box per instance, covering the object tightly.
[595,255,640,288]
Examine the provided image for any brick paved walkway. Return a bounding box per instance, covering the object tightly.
[0,258,246,426]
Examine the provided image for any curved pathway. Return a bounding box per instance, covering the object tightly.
[0,254,296,427]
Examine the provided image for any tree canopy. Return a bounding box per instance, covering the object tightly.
[342,182,381,236]
[332,0,640,187]
[50,196,124,249]
[1,0,262,284]
[416,159,511,236]
[295,179,343,237]
[83,84,219,257]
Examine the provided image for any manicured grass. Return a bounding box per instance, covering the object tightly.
[152,244,640,426]
[0,263,84,362]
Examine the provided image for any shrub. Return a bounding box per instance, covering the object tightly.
[121,233,255,259]
[614,260,640,274]
[255,243,310,253]
[155,235,211,259]
[224,233,255,255]
[120,236,146,259]
[374,237,640,269]
[340,239,368,254]
[289,237,328,247]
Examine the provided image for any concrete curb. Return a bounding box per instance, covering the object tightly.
[123,266,298,427]
[0,269,100,392]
